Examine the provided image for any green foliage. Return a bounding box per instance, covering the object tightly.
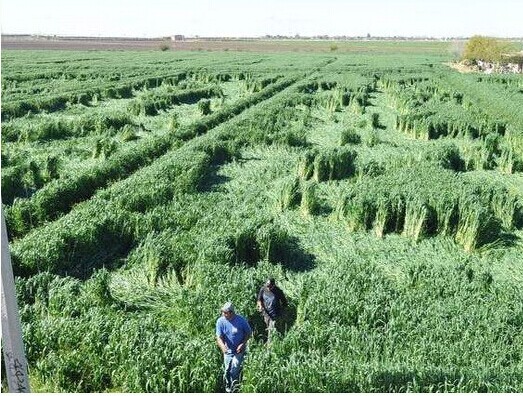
[420,142,464,172]
[335,164,520,251]
[364,129,380,147]
[462,36,514,62]
[3,49,522,393]
[198,98,212,115]
[92,137,118,159]
[159,41,171,52]
[118,125,140,142]
[274,176,302,212]
[1,111,133,143]
[127,86,221,116]
[167,113,180,132]
[339,128,361,145]
[298,147,357,182]
[371,112,380,129]
[300,180,319,217]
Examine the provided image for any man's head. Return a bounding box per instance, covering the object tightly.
[221,302,235,320]
[266,278,276,290]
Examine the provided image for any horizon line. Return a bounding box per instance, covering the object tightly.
[3,33,523,40]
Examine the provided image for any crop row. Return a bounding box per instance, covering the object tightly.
[476,74,523,89]
[2,68,283,121]
[1,71,191,120]
[12,82,519,279]
[2,70,147,101]
[8,74,349,276]
[381,76,504,141]
[273,138,522,229]
[5,76,300,240]
[442,72,523,170]
[1,76,277,203]
[2,85,231,206]
[127,85,223,116]
[2,155,62,206]
[2,110,133,144]
[380,73,522,173]
[10,143,214,277]
[334,164,522,251]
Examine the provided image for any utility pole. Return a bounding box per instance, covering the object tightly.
[1,208,31,392]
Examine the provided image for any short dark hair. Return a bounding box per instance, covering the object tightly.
[266,278,275,286]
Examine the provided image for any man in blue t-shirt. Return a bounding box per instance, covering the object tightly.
[216,302,252,393]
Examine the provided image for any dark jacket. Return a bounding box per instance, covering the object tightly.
[258,285,287,319]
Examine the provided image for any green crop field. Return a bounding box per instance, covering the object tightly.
[1,42,523,392]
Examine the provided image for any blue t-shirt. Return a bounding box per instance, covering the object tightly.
[216,314,252,352]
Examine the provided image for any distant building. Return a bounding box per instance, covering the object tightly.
[171,35,185,41]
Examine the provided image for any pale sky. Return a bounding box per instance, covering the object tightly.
[1,0,522,38]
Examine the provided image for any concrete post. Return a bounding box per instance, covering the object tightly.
[1,208,31,392]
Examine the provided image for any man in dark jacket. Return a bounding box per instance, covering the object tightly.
[257,278,288,335]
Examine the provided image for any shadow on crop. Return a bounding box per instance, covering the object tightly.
[248,303,298,344]
[271,235,316,272]
[489,232,521,249]
[67,242,133,281]
[198,164,231,192]
[228,228,316,273]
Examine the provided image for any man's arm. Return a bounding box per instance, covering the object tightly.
[236,334,250,353]
[216,336,229,354]
[236,320,252,353]
[215,320,229,354]
[256,288,265,311]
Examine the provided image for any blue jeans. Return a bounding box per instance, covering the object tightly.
[223,351,245,392]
